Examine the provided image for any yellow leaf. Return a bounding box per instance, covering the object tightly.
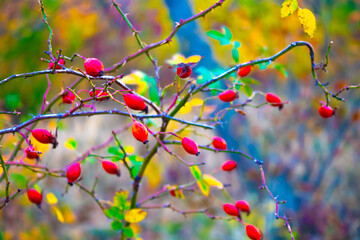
[166,53,186,65]
[197,179,210,196]
[298,8,316,38]
[184,55,202,64]
[189,98,204,106]
[30,136,49,155]
[179,104,192,114]
[46,192,58,205]
[51,206,64,223]
[203,174,224,189]
[64,138,77,151]
[125,209,147,223]
[124,145,134,154]
[62,205,76,223]
[121,71,148,95]
[280,0,298,18]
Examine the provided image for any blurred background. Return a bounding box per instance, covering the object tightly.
[0,0,359,239]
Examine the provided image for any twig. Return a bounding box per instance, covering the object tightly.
[0,153,10,205]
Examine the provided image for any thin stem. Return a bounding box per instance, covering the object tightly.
[0,153,10,204]
[38,0,54,59]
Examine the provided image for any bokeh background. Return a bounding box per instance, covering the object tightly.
[0,0,359,239]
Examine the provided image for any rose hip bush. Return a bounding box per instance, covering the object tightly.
[0,0,359,239]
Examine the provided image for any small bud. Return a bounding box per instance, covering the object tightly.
[222,203,239,216]
[84,58,104,77]
[66,163,81,185]
[181,137,200,156]
[102,161,120,177]
[25,146,40,160]
[222,160,237,172]
[212,136,227,150]
[238,65,251,77]
[132,121,149,144]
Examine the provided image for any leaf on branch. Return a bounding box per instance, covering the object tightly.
[46,192,58,205]
[203,174,223,189]
[206,26,232,45]
[125,208,147,223]
[189,165,202,180]
[280,0,298,18]
[197,179,210,196]
[111,220,123,231]
[298,8,316,38]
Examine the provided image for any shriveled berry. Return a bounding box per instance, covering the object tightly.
[222,160,237,171]
[223,203,239,216]
[265,93,283,109]
[132,121,149,144]
[25,146,40,160]
[31,129,58,149]
[219,90,238,102]
[102,161,120,177]
[62,91,76,104]
[84,58,104,77]
[318,104,333,118]
[246,224,262,240]
[27,189,42,205]
[212,136,227,150]
[66,163,81,185]
[49,58,65,70]
[123,93,148,113]
[176,65,192,78]
[235,200,250,214]
[88,90,109,101]
[181,137,200,156]
[238,65,251,77]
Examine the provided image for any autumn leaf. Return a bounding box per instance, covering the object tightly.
[298,8,316,38]
[125,208,147,223]
[280,0,298,18]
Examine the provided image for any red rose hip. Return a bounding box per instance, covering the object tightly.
[318,104,333,118]
[176,64,192,78]
[49,58,65,70]
[235,200,250,215]
[62,91,76,104]
[123,93,148,114]
[31,129,58,149]
[181,137,200,156]
[102,161,120,177]
[27,189,42,205]
[66,163,81,185]
[222,160,237,172]
[219,90,238,102]
[25,146,40,160]
[238,65,251,77]
[246,224,262,240]
[132,121,149,144]
[223,203,239,217]
[84,58,104,77]
[265,93,283,109]
[212,136,227,150]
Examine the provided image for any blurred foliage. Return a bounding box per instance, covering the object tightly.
[0,0,360,239]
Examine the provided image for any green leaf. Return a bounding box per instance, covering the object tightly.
[108,146,124,159]
[114,191,129,208]
[111,220,123,231]
[240,85,253,97]
[123,227,134,238]
[259,61,272,70]
[241,78,260,85]
[206,26,231,45]
[105,206,124,220]
[10,173,27,189]
[222,26,232,42]
[280,0,298,18]
[206,30,224,40]
[189,166,202,180]
[273,63,289,77]
[64,138,77,151]
[5,93,21,110]
[233,41,241,49]
[232,48,239,63]
[147,76,160,105]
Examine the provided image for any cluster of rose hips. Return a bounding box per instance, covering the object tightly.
[223,201,262,240]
